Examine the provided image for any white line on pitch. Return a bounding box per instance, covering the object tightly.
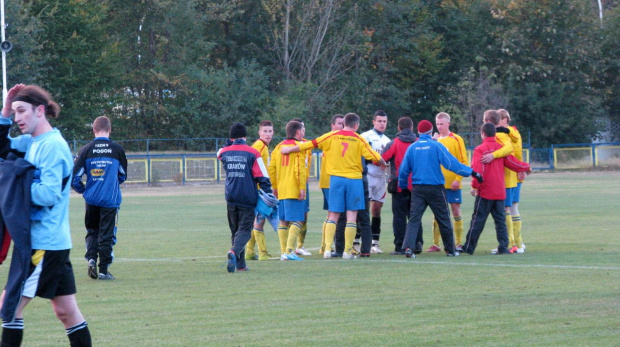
[82,256,620,271]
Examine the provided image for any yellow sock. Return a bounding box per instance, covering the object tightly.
[432,219,441,247]
[324,220,337,252]
[512,215,523,247]
[287,222,302,253]
[320,219,328,254]
[254,228,269,256]
[278,225,289,253]
[246,229,257,255]
[297,222,307,249]
[344,222,357,253]
[505,211,515,246]
[453,216,463,245]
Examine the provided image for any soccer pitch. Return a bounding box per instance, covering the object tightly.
[4,171,619,346]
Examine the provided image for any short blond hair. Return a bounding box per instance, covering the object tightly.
[498,109,511,122]
[436,112,450,122]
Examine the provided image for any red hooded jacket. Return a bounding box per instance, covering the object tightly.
[382,129,417,192]
[471,137,530,200]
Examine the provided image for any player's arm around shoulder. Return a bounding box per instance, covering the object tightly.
[295,151,308,199]
[492,133,513,159]
[508,126,521,143]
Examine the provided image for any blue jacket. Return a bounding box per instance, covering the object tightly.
[218,139,272,208]
[72,137,127,208]
[398,134,472,189]
[0,154,35,321]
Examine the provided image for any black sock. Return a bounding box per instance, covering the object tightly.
[2,318,24,347]
[371,217,381,240]
[66,321,91,347]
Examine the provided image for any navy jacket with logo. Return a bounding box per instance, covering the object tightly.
[218,139,272,208]
[0,154,35,321]
[72,137,128,208]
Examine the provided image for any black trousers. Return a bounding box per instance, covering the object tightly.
[227,204,255,269]
[84,203,118,272]
[462,197,509,254]
[391,191,423,252]
[402,185,455,254]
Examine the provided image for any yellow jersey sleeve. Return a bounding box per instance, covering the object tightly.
[318,152,330,189]
[321,131,381,179]
[268,144,280,189]
[438,133,468,189]
[251,139,269,164]
[509,126,523,161]
[493,133,518,188]
[493,133,513,158]
[270,140,308,199]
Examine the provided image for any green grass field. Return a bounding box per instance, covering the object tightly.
[2,171,619,346]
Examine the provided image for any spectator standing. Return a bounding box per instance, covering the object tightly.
[381,117,422,255]
[72,116,128,280]
[218,123,272,272]
[461,123,531,255]
[0,84,92,346]
[398,120,483,258]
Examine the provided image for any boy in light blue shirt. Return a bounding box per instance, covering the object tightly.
[0,84,91,347]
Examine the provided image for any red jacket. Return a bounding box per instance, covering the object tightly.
[472,137,530,200]
[382,129,417,192]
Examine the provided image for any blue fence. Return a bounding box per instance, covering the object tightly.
[69,137,619,185]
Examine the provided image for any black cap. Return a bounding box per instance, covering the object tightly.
[229,122,247,139]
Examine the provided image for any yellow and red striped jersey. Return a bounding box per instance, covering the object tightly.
[509,126,524,183]
[300,138,312,179]
[269,139,308,199]
[438,132,468,189]
[251,139,270,166]
[300,130,381,180]
[494,132,517,188]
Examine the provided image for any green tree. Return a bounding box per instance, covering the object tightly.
[488,0,605,146]
[26,0,121,140]
[4,1,44,88]
[260,0,364,132]
[346,0,446,128]
[425,0,499,133]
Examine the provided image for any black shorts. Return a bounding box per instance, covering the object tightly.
[23,249,77,299]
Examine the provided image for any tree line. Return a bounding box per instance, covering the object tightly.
[3,0,618,147]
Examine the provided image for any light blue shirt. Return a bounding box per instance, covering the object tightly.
[3,117,73,250]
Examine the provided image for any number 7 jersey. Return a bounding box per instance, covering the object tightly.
[300,130,381,180]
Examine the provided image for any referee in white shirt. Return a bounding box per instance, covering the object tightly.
[361,110,391,254]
